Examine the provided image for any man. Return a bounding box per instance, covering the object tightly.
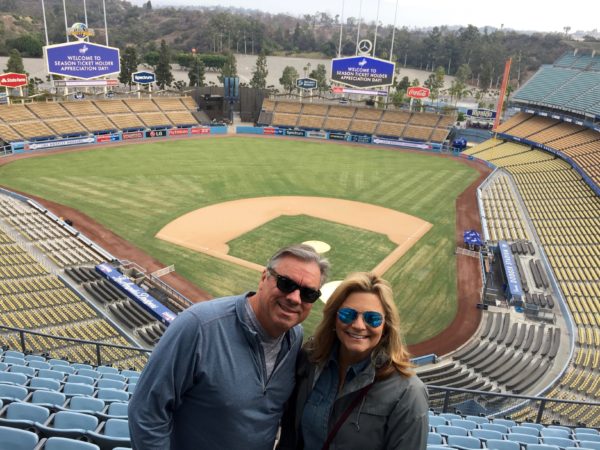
[129,244,330,450]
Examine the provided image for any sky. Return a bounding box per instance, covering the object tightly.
[144,0,599,34]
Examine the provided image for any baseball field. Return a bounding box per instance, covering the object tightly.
[0,136,481,344]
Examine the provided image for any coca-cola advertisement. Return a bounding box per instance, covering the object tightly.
[406,86,430,99]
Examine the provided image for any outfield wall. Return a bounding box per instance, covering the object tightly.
[236,125,444,152]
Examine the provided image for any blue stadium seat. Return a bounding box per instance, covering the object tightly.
[0,402,50,429]
[0,362,7,371]
[62,382,94,397]
[451,419,478,431]
[126,384,136,394]
[96,366,119,376]
[96,379,126,390]
[427,446,449,450]
[51,365,75,375]
[105,402,128,418]
[44,436,100,450]
[446,435,482,449]
[439,413,462,421]
[75,369,100,379]
[27,361,51,371]
[99,373,126,383]
[579,435,600,443]
[48,359,70,368]
[493,418,516,427]
[465,415,489,425]
[24,355,46,363]
[0,384,29,403]
[541,436,576,448]
[436,424,469,437]
[66,375,95,386]
[470,429,503,442]
[480,423,509,434]
[526,445,560,450]
[2,356,26,366]
[119,370,140,379]
[0,425,39,450]
[31,390,67,410]
[29,377,61,392]
[429,415,448,429]
[579,443,600,450]
[485,439,520,450]
[506,432,539,445]
[71,364,93,371]
[96,388,129,403]
[428,432,443,445]
[0,371,28,386]
[86,418,131,450]
[36,370,65,382]
[35,410,99,440]
[67,396,105,414]
[511,425,540,436]
[575,428,599,436]
[520,423,545,431]
[540,428,571,439]
[4,351,26,359]
[9,365,35,377]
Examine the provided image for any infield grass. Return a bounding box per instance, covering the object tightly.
[0,137,479,343]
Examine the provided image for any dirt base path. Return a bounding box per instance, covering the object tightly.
[408,158,491,356]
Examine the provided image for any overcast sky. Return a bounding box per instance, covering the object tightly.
[146,0,599,33]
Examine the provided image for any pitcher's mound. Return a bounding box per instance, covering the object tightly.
[303,240,331,254]
[320,280,342,303]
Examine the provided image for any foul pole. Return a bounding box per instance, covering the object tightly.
[493,58,512,132]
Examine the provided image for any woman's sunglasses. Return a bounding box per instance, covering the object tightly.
[337,307,384,328]
[268,269,321,303]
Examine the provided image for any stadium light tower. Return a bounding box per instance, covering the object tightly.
[337,0,344,57]
[355,0,362,55]
[389,0,399,62]
[373,0,381,56]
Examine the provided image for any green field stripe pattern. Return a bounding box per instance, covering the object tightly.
[0,138,479,343]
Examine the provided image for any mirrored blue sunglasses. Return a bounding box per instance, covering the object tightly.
[337,307,383,328]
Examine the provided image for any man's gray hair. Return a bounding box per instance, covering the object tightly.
[267,244,330,286]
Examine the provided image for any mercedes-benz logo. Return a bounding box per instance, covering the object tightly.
[358,39,372,55]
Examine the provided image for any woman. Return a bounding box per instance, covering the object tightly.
[278,272,429,450]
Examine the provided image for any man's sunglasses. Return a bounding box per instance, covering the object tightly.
[268,269,321,303]
[337,307,384,328]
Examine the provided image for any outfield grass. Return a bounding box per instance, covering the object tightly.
[0,137,479,343]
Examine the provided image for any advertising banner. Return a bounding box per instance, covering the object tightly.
[96,263,176,325]
[169,128,189,136]
[25,137,94,150]
[331,86,388,96]
[372,137,431,150]
[328,132,348,141]
[122,131,144,140]
[285,129,306,137]
[145,129,168,138]
[296,78,317,89]
[190,127,210,135]
[350,135,371,144]
[498,241,523,297]
[132,71,156,85]
[0,72,28,88]
[45,42,120,79]
[407,86,430,99]
[95,134,120,143]
[331,56,395,88]
[305,131,327,139]
[54,79,119,87]
[263,127,276,135]
[466,108,497,120]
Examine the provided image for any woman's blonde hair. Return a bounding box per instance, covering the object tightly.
[307,272,414,378]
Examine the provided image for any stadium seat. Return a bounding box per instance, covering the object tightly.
[485,439,520,450]
[71,364,93,371]
[0,402,50,429]
[36,370,65,382]
[428,432,443,444]
[436,424,469,437]
[540,428,571,439]
[120,370,140,379]
[96,379,126,390]
[579,443,600,450]
[0,362,7,371]
[429,415,448,428]
[96,388,129,402]
[76,369,100,379]
[520,423,545,431]
[3,356,26,365]
[100,373,126,383]
[48,359,70,367]
[541,436,576,448]
[451,419,478,431]
[4,351,26,359]
[439,413,462,421]
[104,402,128,418]
[35,410,99,439]
[506,432,539,444]
[575,428,599,436]
[86,418,131,450]
[66,396,105,414]
[447,435,482,449]
[470,429,503,441]
[62,382,94,397]
[481,423,509,434]
[493,418,516,427]
[29,377,61,392]
[9,365,35,377]
[465,415,489,425]
[579,435,600,443]
[511,425,540,436]
[0,372,28,386]
[66,375,94,386]
[31,390,67,409]
[0,425,39,450]
[427,446,449,450]
[96,366,119,375]
[526,445,560,450]
[44,437,100,450]
[0,384,29,402]
[24,355,46,363]
[27,361,51,371]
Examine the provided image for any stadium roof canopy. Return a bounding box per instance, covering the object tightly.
[512,50,600,119]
